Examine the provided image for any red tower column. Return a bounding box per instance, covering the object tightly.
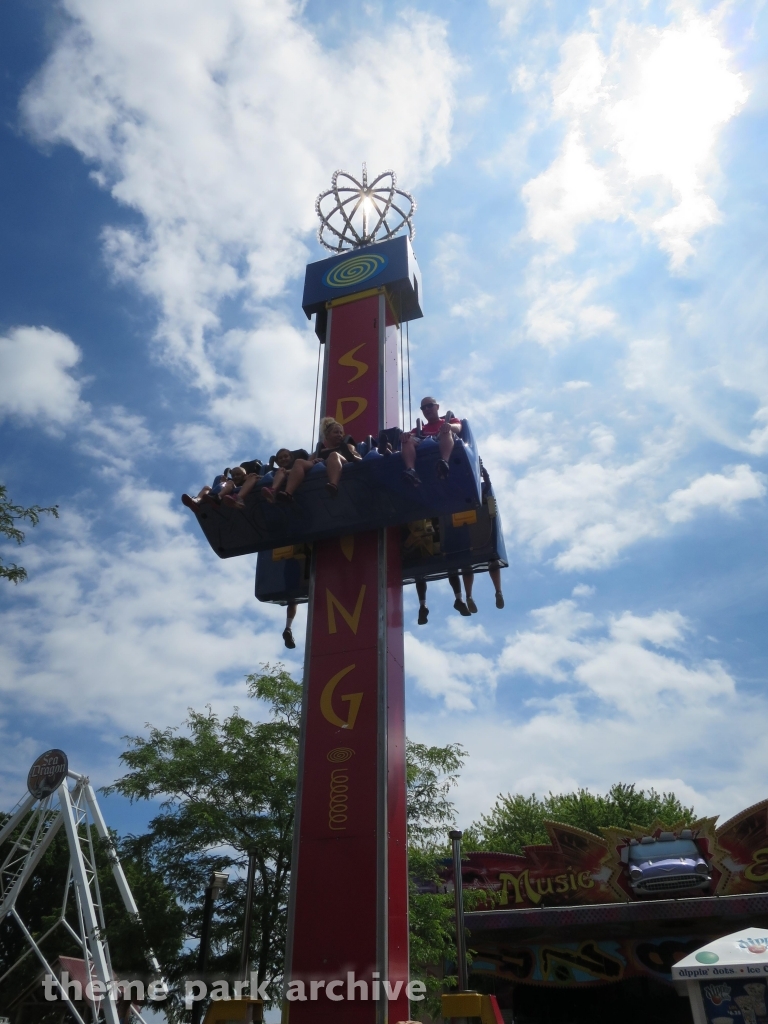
[284,287,409,1024]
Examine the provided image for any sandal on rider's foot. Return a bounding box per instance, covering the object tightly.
[495,592,505,609]
[418,605,429,625]
[454,598,471,617]
[467,596,478,614]
[402,468,421,487]
[325,482,339,497]
[276,490,293,504]
[223,494,245,509]
[181,494,202,512]
[261,486,276,503]
[282,627,296,650]
[436,459,450,480]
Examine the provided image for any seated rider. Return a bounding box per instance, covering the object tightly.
[228,448,310,506]
[401,397,461,486]
[276,417,361,502]
[182,466,249,512]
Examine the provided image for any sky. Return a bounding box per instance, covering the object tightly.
[1,0,768,838]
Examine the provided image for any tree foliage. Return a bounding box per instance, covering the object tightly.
[0,657,700,1023]
[464,783,696,853]
[0,484,58,584]
[104,664,301,1018]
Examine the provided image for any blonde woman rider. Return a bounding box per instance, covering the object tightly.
[276,417,361,502]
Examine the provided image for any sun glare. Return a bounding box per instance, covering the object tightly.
[611,20,748,192]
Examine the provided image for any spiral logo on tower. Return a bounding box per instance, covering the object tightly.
[327,747,355,763]
[323,253,388,289]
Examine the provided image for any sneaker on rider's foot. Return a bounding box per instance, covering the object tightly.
[436,459,450,480]
[467,596,478,614]
[454,598,471,617]
[418,605,429,625]
[402,468,421,487]
[495,592,505,609]
[282,627,296,649]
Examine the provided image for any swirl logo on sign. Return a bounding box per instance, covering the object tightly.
[323,253,388,290]
[327,747,355,763]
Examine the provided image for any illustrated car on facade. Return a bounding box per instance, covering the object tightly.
[621,830,711,895]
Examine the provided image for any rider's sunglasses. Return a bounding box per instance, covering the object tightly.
[421,402,437,410]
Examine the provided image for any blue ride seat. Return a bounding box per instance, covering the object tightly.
[255,544,311,605]
[191,419,482,558]
[254,472,508,606]
[400,480,508,585]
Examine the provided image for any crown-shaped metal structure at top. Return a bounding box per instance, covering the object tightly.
[315,163,416,253]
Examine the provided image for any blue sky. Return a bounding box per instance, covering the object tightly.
[2,0,768,836]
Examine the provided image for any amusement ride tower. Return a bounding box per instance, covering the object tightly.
[284,169,417,1024]
[187,166,507,1024]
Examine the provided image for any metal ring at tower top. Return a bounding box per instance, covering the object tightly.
[315,164,415,254]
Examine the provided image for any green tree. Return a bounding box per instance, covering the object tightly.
[465,783,696,853]
[0,485,58,584]
[104,664,301,1019]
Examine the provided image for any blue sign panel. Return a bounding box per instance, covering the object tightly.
[302,235,423,326]
[323,251,388,289]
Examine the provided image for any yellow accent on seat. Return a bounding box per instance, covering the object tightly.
[203,998,262,1024]
[441,993,499,1024]
[451,510,478,527]
[272,545,300,561]
[441,993,484,1020]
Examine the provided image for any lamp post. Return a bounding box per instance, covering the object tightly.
[192,870,229,1024]
[449,830,468,993]
[239,850,258,983]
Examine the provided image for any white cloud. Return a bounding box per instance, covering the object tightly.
[78,406,156,473]
[488,0,532,37]
[524,269,615,347]
[0,495,304,736]
[665,465,766,523]
[22,1,458,392]
[552,33,606,117]
[502,449,671,571]
[0,326,85,427]
[610,18,747,265]
[406,598,763,825]
[520,11,747,266]
[207,318,319,447]
[522,130,617,254]
[499,599,594,681]
[404,632,496,711]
